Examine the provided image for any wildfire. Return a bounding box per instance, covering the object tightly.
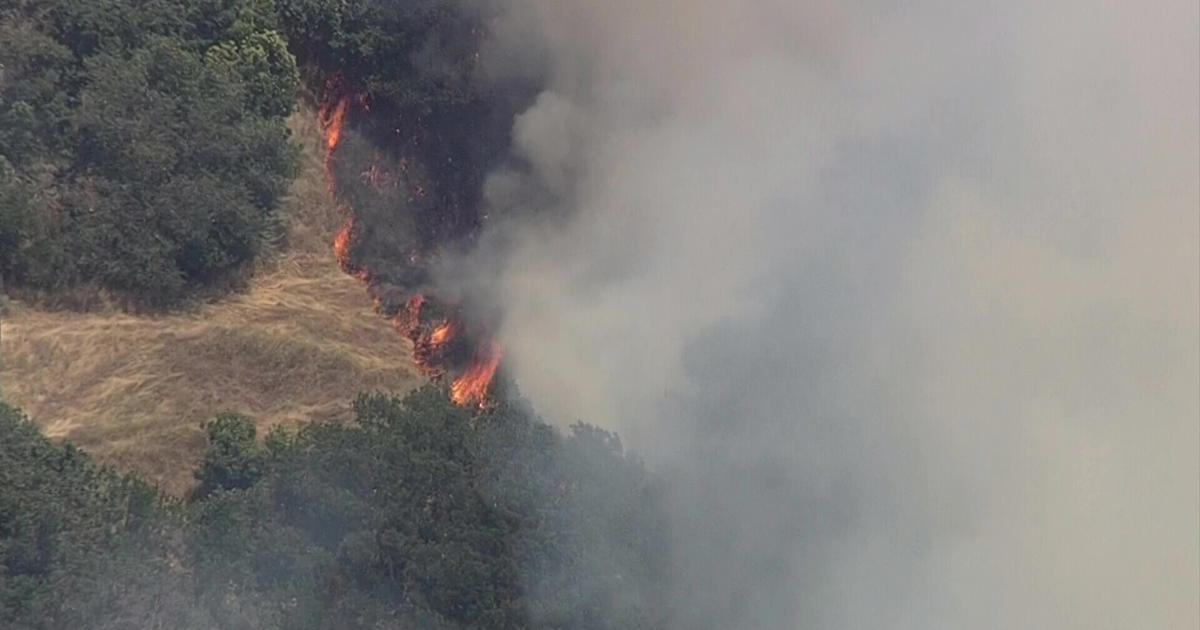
[395,295,444,378]
[318,85,502,409]
[332,221,354,272]
[320,97,349,156]
[451,340,502,407]
[331,217,370,281]
[430,319,460,347]
[396,294,426,335]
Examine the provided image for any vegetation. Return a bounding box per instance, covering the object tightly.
[0,2,667,627]
[277,0,533,287]
[0,403,184,629]
[0,390,667,629]
[0,0,529,307]
[0,0,299,307]
[0,107,418,496]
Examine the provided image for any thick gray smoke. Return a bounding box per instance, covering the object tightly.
[464,1,1199,627]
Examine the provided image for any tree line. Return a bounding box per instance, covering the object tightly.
[0,0,300,306]
[0,387,668,629]
[0,0,516,307]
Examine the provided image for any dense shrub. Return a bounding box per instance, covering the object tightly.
[0,0,299,307]
[0,389,667,629]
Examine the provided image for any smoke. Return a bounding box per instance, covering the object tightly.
[458,0,1199,627]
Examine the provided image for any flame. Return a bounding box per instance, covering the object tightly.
[319,93,370,281]
[319,96,351,201]
[320,97,349,155]
[430,319,460,348]
[393,295,443,377]
[317,82,501,409]
[451,340,502,407]
[332,221,353,270]
[331,218,368,281]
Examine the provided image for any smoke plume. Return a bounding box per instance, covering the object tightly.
[455,0,1199,627]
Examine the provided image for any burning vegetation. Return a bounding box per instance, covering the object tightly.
[298,2,535,410]
[451,340,503,406]
[318,89,504,408]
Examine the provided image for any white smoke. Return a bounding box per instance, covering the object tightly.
[469,1,1199,627]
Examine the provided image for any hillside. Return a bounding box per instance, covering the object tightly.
[0,112,420,495]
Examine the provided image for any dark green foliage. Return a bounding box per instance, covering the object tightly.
[0,0,299,307]
[207,30,301,118]
[277,0,483,107]
[0,390,667,629]
[480,416,669,630]
[193,413,266,498]
[186,387,667,629]
[0,161,33,279]
[0,403,185,629]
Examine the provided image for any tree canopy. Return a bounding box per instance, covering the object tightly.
[0,0,299,306]
[0,389,668,629]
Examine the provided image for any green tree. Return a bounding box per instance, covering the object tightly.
[1,390,668,628]
[0,403,174,628]
[194,413,265,498]
[0,161,32,281]
[0,0,300,307]
[206,30,299,118]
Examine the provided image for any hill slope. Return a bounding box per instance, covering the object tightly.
[0,112,419,495]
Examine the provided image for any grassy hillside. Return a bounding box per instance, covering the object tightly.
[0,111,419,495]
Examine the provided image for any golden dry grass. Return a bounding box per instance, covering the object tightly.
[0,110,420,495]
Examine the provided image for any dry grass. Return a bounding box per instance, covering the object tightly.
[0,109,419,495]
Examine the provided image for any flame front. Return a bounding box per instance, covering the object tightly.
[396,295,445,378]
[320,97,349,159]
[321,93,361,279]
[332,222,354,272]
[318,86,501,409]
[451,340,502,407]
[395,295,426,338]
[430,320,459,347]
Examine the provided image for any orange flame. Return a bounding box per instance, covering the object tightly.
[430,319,460,348]
[320,94,370,281]
[320,96,350,197]
[317,86,500,409]
[451,340,502,407]
[332,221,353,270]
[321,97,349,154]
[331,218,369,281]
[394,295,445,377]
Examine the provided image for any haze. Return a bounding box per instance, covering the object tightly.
[463,1,1200,627]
